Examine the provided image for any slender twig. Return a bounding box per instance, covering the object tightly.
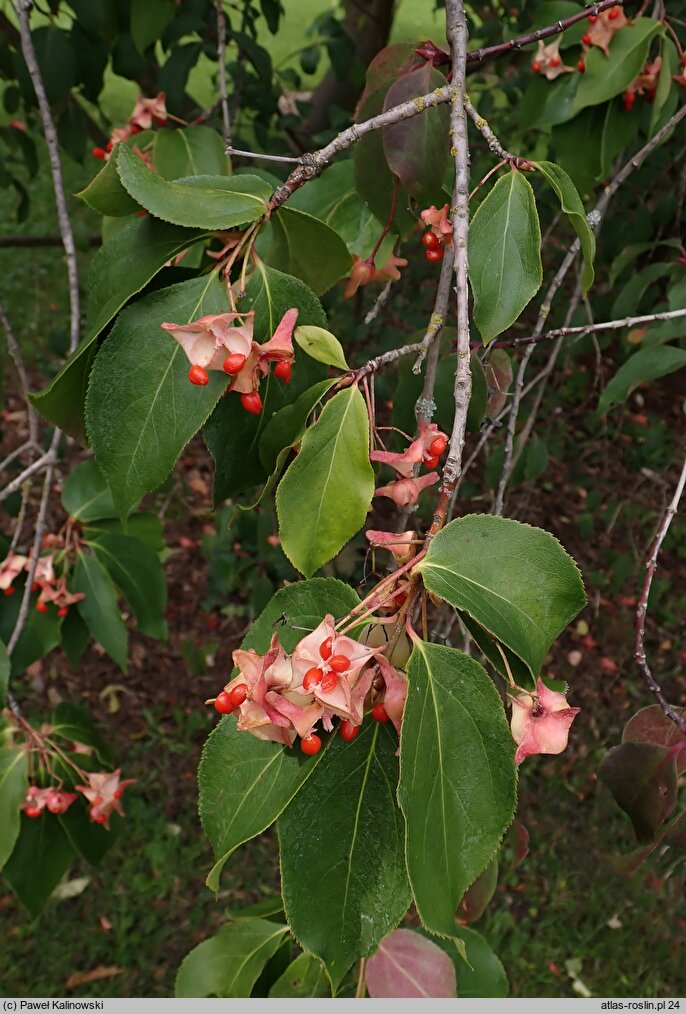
[351,340,427,383]
[7,429,61,656]
[226,147,303,163]
[355,958,367,999]
[413,251,455,374]
[494,307,686,349]
[0,302,38,447]
[15,2,80,353]
[0,450,56,503]
[364,279,394,325]
[216,0,232,147]
[464,95,518,162]
[9,481,30,553]
[635,450,686,735]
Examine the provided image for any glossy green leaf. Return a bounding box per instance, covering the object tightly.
[256,208,352,295]
[519,72,580,129]
[61,459,118,522]
[0,746,28,872]
[469,171,542,343]
[0,639,8,709]
[91,534,167,640]
[77,150,140,216]
[200,579,358,890]
[60,608,90,669]
[294,326,348,371]
[429,926,509,998]
[0,580,61,678]
[153,125,230,179]
[240,261,327,341]
[31,217,211,441]
[534,161,595,290]
[398,642,517,937]
[176,919,289,998]
[58,800,117,867]
[269,952,330,997]
[116,143,271,228]
[572,19,663,113]
[279,722,411,991]
[417,515,586,676]
[73,550,128,673]
[32,26,75,104]
[84,512,165,552]
[276,386,374,577]
[598,346,686,415]
[259,380,336,475]
[382,63,450,205]
[86,275,230,518]
[3,813,76,916]
[131,0,175,53]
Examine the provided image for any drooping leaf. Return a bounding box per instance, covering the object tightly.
[116,143,271,228]
[255,208,352,295]
[61,459,118,522]
[73,550,128,673]
[268,952,330,997]
[417,515,586,676]
[77,150,141,216]
[0,746,29,872]
[0,580,61,678]
[90,534,168,640]
[600,742,678,843]
[175,919,289,998]
[623,706,686,773]
[469,171,542,343]
[398,641,517,938]
[86,274,230,518]
[48,701,113,763]
[31,217,211,440]
[84,512,165,552]
[428,926,509,998]
[58,799,117,867]
[240,261,327,340]
[3,812,76,916]
[572,19,664,114]
[258,380,337,475]
[458,860,499,924]
[294,326,349,371]
[276,386,374,577]
[131,0,175,53]
[382,63,450,205]
[153,125,230,179]
[534,160,595,290]
[484,350,513,419]
[597,346,686,415]
[279,722,411,991]
[365,929,457,998]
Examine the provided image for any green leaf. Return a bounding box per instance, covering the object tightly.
[519,72,580,129]
[469,171,542,343]
[200,578,359,890]
[77,150,141,216]
[417,515,586,677]
[256,208,352,296]
[60,608,90,668]
[61,459,118,522]
[73,550,128,673]
[269,953,330,997]
[279,722,411,991]
[30,217,211,441]
[0,640,8,710]
[131,0,175,53]
[116,143,271,229]
[240,261,327,342]
[0,581,61,678]
[534,161,595,290]
[0,747,28,872]
[276,387,374,577]
[428,926,509,998]
[176,919,289,998]
[572,19,664,114]
[84,512,165,552]
[90,534,167,640]
[259,380,337,475]
[598,346,686,415]
[398,642,517,937]
[294,326,349,371]
[3,813,76,916]
[58,799,117,866]
[153,126,230,179]
[86,274,230,519]
[32,26,75,104]
[649,39,679,137]
[48,701,113,763]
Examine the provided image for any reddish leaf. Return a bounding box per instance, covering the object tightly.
[353,86,415,237]
[662,809,686,850]
[366,929,457,998]
[458,860,498,924]
[600,742,678,843]
[382,63,450,205]
[484,350,513,418]
[623,705,686,772]
[508,821,530,869]
[356,43,419,114]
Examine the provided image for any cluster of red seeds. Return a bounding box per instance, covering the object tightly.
[423,433,447,471]
[421,230,447,264]
[188,357,292,414]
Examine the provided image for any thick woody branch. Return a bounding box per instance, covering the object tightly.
[635,450,686,735]
[494,307,686,349]
[15,2,80,353]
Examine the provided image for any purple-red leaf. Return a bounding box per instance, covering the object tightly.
[623,705,686,773]
[356,43,419,114]
[458,860,498,924]
[599,741,678,843]
[366,929,457,998]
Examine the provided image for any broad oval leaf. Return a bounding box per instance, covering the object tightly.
[366,929,457,998]
[0,746,29,872]
[76,149,140,216]
[279,722,411,991]
[430,926,509,998]
[623,706,686,774]
[153,125,229,179]
[398,642,517,938]
[294,326,349,371]
[116,143,271,228]
[73,550,128,672]
[534,160,595,290]
[572,19,663,114]
[175,919,288,998]
[3,810,76,916]
[86,274,230,519]
[90,533,167,640]
[268,952,330,998]
[597,346,686,415]
[276,386,374,577]
[258,380,337,475]
[468,170,542,344]
[255,208,352,295]
[600,742,678,843]
[417,515,586,676]
[61,459,117,522]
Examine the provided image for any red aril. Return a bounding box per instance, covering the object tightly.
[223,353,247,375]
[328,654,350,672]
[339,720,359,742]
[319,636,333,660]
[214,691,234,714]
[241,392,263,414]
[274,361,292,384]
[320,672,339,693]
[303,667,324,691]
[229,684,248,707]
[188,364,209,386]
[300,733,322,755]
[370,704,389,723]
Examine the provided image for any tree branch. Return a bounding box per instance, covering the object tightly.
[0,450,56,503]
[413,251,454,375]
[216,0,232,147]
[15,1,80,353]
[493,307,686,349]
[464,95,519,163]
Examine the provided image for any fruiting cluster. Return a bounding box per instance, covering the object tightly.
[0,546,84,619]
[208,615,408,754]
[162,306,298,414]
[623,58,662,111]
[343,252,409,298]
[21,769,134,829]
[420,204,453,264]
[532,8,628,78]
[372,422,448,507]
[509,678,580,765]
[92,92,167,161]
